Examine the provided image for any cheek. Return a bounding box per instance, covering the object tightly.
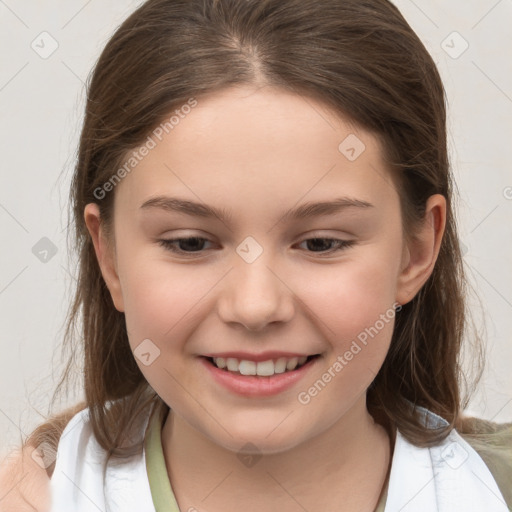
[116,256,214,403]
[296,263,398,412]
[301,255,399,337]
[118,253,218,348]
[294,246,400,394]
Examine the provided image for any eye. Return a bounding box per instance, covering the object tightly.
[296,237,356,255]
[158,237,214,255]
[158,236,356,257]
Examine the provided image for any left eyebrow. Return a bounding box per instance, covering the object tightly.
[280,197,374,223]
[139,195,374,225]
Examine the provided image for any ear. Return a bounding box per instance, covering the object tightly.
[83,203,125,312]
[395,194,446,306]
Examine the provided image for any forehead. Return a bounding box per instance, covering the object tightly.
[113,85,398,218]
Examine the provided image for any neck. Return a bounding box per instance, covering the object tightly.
[161,397,393,512]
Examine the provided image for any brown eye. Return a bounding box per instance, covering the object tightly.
[158,237,213,255]
[297,238,355,254]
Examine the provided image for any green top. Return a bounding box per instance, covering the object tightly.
[144,404,181,512]
[144,405,511,511]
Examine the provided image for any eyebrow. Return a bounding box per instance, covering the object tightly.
[139,195,374,224]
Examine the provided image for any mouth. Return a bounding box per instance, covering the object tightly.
[200,353,322,397]
[202,354,321,377]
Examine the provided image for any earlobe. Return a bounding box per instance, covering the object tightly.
[395,194,446,306]
[83,203,125,312]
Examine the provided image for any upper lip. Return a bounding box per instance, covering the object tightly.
[202,351,318,362]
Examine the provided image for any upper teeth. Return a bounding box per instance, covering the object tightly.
[213,356,309,376]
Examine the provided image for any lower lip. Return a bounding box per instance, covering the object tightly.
[200,356,320,397]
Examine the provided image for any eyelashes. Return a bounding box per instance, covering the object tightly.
[157,236,356,257]
[158,237,211,254]
[299,238,356,254]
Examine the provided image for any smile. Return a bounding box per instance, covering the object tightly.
[208,355,318,376]
[200,354,321,397]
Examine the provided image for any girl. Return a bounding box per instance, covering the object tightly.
[1,0,511,510]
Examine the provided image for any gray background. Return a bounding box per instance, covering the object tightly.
[1,0,511,457]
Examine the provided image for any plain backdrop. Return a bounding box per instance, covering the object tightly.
[1,0,511,457]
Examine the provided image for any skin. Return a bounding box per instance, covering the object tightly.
[85,85,446,511]
[0,446,51,512]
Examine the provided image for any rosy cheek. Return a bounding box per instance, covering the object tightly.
[307,265,387,311]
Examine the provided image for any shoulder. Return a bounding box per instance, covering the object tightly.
[49,405,111,511]
[457,416,512,507]
[0,402,88,512]
[390,404,512,510]
[0,445,52,512]
[457,415,512,460]
[50,401,157,511]
[51,405,103,477]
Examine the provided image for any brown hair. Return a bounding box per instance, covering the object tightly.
[24,0,489,476]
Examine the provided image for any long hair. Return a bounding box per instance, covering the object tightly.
[25,0,487,476]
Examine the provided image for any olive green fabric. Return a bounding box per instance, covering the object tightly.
[375,481,388,512]
[144,404,181,512]
[459,418,512,509]
[144,406,511,511]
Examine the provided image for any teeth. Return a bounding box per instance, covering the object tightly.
[212,355,314,375]
[274,357,287,374]
[215,357,227,369]
[239,360,256,375]
[254,360,273,376]
[226,358,239,372]
[286,357,299,371]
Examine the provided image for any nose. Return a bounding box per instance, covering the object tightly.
[216,256,295,332]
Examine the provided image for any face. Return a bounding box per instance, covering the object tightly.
[85,85,441,454]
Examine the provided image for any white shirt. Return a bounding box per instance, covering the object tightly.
[49,403,509,511]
